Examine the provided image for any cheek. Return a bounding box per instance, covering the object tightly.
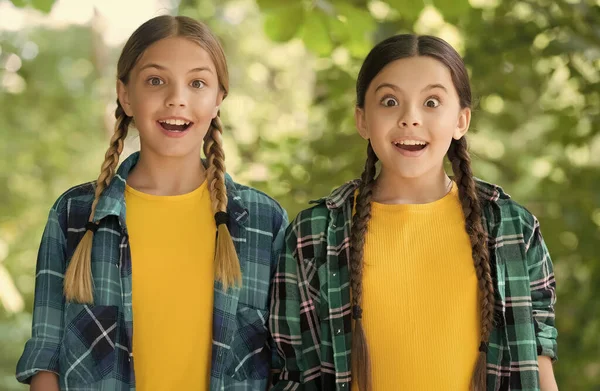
[426,111,458,137]
[366,111,395,136]
[129,91,160,116]
[193,92,219,118]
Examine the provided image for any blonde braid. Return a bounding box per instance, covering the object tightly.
[203,115,242,290]
[63,102,131,303]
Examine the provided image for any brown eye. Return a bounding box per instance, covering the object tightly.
[424,98,440,108]
[381,97,398,107]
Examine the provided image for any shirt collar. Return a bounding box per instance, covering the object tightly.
[312,177,510,210]
[92,151,248,226]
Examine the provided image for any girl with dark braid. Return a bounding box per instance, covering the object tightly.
[270,35,557,391]
[17,15,287,391]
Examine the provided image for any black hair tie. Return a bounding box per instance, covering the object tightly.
[352,305,363,320]
[215,211,229,226]
[85,222,99,233]
[479,342,488,353]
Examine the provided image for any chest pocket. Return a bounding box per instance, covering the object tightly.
[60,304,118,385]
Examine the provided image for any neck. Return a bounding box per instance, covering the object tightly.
[372,166,452,205]
[127,150,207,196]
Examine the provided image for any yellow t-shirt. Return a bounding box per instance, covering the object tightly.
[125,181,215,391]
[353,183,480,390]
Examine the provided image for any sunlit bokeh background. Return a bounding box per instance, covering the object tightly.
[1,0,599,389]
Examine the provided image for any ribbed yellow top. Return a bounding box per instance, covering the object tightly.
[353,183,480,390]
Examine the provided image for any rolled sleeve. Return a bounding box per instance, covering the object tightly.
[526,215,558,361]
[16,207,66,383]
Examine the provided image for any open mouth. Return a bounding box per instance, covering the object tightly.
[393,140,428,151]
[158,119,193,132]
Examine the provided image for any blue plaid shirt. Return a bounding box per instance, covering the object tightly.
[16,152,288,390]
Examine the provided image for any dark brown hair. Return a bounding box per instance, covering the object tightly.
[64,15,241,304]
[351,34,494,391]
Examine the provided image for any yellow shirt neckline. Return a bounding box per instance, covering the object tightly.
[125,179,208,202]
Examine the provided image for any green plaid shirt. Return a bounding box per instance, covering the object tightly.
[16,152,288,391]
[270,179,557,391]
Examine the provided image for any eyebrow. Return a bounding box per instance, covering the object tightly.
[138,63,213,74]
[374,82,448,93]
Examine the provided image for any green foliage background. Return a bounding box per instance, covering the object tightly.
[1,0,599,389]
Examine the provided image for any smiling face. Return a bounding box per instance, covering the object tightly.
[355,55,471,180]
[117,36,224,160]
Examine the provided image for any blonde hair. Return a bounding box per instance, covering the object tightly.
[64,15,241,303]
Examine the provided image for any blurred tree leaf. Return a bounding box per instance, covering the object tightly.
[332,2,376,56]
[432,0,470,22]
[299,11,333,56]
[255,0,297,10]
[383,0,425,21]
[9,0,56,12]
[9,0,29,7]
[31,0,55,13]
[263,3,305,42]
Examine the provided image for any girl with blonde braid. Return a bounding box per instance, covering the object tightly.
[270,35,558,391]
[17,15,287,391]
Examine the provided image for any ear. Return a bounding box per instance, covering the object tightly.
[117,80,134,117]
[213,90,225,118]
[355,106,369,140]
[453,107,471,140]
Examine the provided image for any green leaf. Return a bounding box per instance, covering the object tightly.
[299,12,333,56]
[256,0,300,11]
[432,0,470,21]
[263,3,305,42]
[331,2,376,57]
[334,2,375,33]
[9,0,29,8]
[30,0,55,13]
[384,0,425,21]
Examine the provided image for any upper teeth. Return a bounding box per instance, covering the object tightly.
[396,140,427,145]
[160,119,190,126]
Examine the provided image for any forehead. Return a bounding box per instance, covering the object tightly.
[135,36,216,73]
[370,56,454,92]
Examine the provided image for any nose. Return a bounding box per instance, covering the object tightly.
[165,85,187,108]
[398,105,422,128]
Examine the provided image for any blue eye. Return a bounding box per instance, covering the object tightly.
[191,80,205,89]
[147,77,163,86]
[381,97,398,107]
[424,97,440,108]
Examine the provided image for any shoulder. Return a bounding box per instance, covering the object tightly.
[49,181,96,227]
[476,178,539,244]
[228,181,288,232]
[289,203,330,236]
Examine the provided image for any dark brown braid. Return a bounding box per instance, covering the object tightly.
[349,141,378,391]
[447,137,495,391]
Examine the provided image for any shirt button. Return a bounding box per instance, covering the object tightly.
[332,273,336,277]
